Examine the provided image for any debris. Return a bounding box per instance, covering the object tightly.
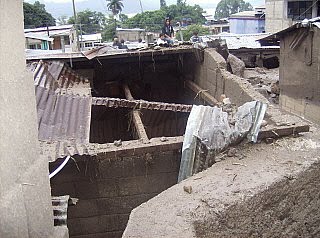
[183,185,192,194]
[265,138,274,144]
[227,148,237,157]
[227,54,245,77]
[219,94,227,102]
[260,120,268,127]
[271,81,280,94]
[113,140,122,147]
[232,162,247,167]
[232,174,237,181]
[160,137,169,142]
[222,98,231,105]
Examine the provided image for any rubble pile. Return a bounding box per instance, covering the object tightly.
[243,67,280,104]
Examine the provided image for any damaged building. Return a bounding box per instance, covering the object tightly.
[25,39,314,237]
[2,2,320,238]
[260,17,320,124]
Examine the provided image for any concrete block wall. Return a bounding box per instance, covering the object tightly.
[50,150,181,237]
[279,28,320,125]
[280,95,320,124]
[265,0,292,33]
[185,48,269,106]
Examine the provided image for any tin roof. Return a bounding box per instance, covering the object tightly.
[201,33,277,50]
[259,17,320,44]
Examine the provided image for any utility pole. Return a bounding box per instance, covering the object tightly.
[139,0,144,13]
[72,0,80,51]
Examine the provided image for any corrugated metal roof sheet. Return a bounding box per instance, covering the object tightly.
[28,61,92,144]
[52,195,69,226]
[31,60,91,95]
[201,33,276,49]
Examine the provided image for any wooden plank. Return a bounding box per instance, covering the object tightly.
[123,84,149,142]
[92,97,192,112]
[185,80,219,106]
[258,125,310,139]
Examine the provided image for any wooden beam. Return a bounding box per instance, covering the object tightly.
[122,84,149,143]
[92,97,192,113]
[258,125,310,140]
[185,80,219,106]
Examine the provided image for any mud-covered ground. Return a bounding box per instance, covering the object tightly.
[123,124,320,238]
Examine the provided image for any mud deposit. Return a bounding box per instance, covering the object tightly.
[194,162,320,238]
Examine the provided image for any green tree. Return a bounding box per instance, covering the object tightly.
[102,16,117,41]
[214,0,253,19]
[176,24,209,41]
[23,1,55,28]
[122,3,205,32]
[160,0,167,8]
[57,15,68,26]
[106,0,124,31]
[68,10,106,34]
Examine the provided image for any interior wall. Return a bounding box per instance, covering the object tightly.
[50,150,181,238]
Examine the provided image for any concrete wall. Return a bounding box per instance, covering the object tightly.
[265,0,293,33]
[0,1,57,237]
[229,18,265,34]
[50,150,181,237]
[184,48,268,106]
[279,27,320,124]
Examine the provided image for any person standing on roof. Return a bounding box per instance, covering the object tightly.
[162,18,174,45]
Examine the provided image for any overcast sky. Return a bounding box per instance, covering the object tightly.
[25,0,263,17]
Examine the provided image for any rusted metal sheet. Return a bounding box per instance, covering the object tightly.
[29,60,92,144]
[92,97,193,112]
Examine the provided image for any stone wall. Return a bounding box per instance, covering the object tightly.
[50,150,181,237]
[279,27,320,124]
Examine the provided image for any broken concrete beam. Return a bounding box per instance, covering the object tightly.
[258,125,310,140]
[185,80,219,106]
[123,84,149,142]
[92,97,192,113]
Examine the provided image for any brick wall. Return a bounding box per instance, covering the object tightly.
[50,150,181,237]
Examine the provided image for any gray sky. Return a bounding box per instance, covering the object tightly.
[25,0,264,18]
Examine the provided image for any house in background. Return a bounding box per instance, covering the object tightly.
[265,0,320,33]
[229,6,266,34]
[24,24,78,52]
[116,28,146,41]
[205,17,230,34]
[80,33,102,51]
[260,18,320,124]
[25,33,53,50]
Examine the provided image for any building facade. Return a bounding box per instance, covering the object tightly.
[266,0,320,33]
[261,19,320,124]
[229,6,266,34]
